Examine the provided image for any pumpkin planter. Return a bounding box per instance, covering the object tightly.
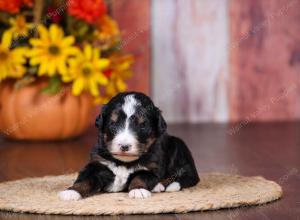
[0,79,95,141]
[0,0,134,141]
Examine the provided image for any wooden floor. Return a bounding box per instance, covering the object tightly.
[0,122,299,220]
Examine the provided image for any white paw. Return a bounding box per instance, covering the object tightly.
[129,188,151,199]
[58,190,82,201]
[166,182,181,192]
[152,183,165,193]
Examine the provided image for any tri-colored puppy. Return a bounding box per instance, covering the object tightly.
[59,92,199,200]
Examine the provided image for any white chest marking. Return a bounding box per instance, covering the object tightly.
[101,161,147,192]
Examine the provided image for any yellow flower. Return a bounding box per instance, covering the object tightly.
[0,31,27,81]
[8,15,33,39]
[28,24,79,76]
[102,53,133,103]
[63,44,110,97]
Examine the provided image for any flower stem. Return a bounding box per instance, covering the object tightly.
[33,0,44,29]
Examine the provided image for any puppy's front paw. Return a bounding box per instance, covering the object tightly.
[152,183,165,193]
[58,190,82,201]
[166,182,181,192]
[129,188,151,199]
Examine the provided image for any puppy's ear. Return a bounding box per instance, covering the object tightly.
[95,105,107,130]
[155,107,167,136]
[95,115,102,129]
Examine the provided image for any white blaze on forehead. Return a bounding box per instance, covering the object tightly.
[122,95,138,117]
[111,95,139,155]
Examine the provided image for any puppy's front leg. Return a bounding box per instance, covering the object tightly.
[128,170,158,199]
[58,161,114,201]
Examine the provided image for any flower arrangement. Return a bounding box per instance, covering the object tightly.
[0,0,134,104]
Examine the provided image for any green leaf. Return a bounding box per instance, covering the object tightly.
[27,66,39,75]
[0,12,11,25]
[66,16,95,42]
[41,75,62,95]
[14,75,36,90]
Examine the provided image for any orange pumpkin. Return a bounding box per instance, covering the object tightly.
[0,79,95,141]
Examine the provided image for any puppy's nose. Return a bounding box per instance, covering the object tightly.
[120,145,130,152]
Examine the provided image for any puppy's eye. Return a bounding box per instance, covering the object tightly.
[109,121,118,131]
[139,122,147,129]
[110,121,118,127]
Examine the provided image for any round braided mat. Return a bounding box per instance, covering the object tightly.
[0,173,282,215]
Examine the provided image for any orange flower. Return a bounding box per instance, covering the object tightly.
[0,0,21,13]
[94,15,120,50]
[96,15,120,37]
[23,0,33,7]
[67,0,106,24]
[0,0,33,13]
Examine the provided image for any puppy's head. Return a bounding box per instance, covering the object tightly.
[95,92,166,162]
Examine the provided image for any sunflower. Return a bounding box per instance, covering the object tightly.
[63,44,109,96]
[8,15,33,39]
[28,24,79,76]
[0,31,27,81]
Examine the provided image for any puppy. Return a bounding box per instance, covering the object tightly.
[58,92,199,200]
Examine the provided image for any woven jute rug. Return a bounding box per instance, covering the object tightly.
[0,173,282,215]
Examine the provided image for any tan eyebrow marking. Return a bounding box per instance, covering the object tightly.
[111,113,118,122]
[137,116,145,124]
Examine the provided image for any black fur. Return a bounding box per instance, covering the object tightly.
[68,92,200,198]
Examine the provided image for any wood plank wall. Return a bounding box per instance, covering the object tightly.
[152,0,300,123]
[152,0,229,123]
[229,0,300,122]
[111,0,151,95]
